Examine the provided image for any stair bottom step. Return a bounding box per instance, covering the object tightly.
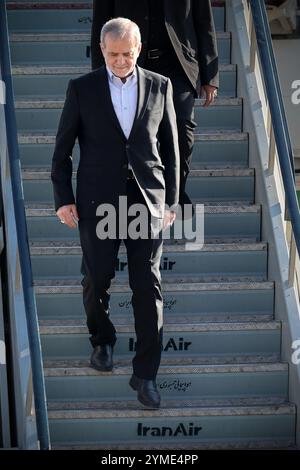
[48,404,295,448]
[52,440,296,450]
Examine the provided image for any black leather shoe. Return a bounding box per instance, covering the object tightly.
[129,374,160,408]
[90,345,113,371]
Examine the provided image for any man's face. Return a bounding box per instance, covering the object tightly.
[101,33,141,78]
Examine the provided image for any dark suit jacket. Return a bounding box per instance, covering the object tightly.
[91,0,219,92]
[51,66,180,219]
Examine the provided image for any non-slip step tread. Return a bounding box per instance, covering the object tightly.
[15,97,242,108]
[39,320,280,335]
[34,275,267,285]
[47,397,289,412]
[39,313,274,324]
[30,241,267,255]
[35,275,268,284]
[10,31,231,41]
[18,131,249,144]
[26,203,261,217]
[29,238,261,247]
[34,279,274,294]
[7,1,226,9]
[44,362,287,377]
[12,64,236,75]
[47,403,296,419]
[52,441,297,450]
[7,2,96,9]
[43,353,280,375]
[22,167,253,179]
[24,164,250,172]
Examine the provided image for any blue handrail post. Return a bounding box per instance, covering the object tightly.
[0,0,50,449]
[249,0,300,255]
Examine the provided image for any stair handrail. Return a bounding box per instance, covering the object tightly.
[249,0,300,289]
[0,0,50,449]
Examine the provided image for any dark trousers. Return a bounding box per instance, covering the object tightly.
[79,179,164,380]
[171,73,197,207]
[144,60,197,207]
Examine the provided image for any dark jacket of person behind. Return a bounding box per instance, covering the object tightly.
[91,0,219,93]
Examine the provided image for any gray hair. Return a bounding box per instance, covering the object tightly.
[100,17,141,45]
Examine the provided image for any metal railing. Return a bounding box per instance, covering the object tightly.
[0,0,50,449]
[248,0,300,292]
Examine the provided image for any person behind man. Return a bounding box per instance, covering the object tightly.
[51,18,180,409]
[91,0,219,211]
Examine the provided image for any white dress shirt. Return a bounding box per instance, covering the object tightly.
[106,67,138,140]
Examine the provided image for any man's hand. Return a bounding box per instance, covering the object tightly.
[200,84,218,107]
[56,204,79,228]
[163,210,177,231]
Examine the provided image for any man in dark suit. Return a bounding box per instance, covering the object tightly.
[51,18,180,409]
[91,0,219,210]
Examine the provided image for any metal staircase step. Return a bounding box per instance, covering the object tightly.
[40,320,281,360]
[43,352,280,367]
[18,131,249,169]
[12,64,237,98]
[18,130,248,144]
[43,362,288,405]
[15,97,241,107]
[192,132,249,167]
[30,241,267,280]
[47,395,289,410]
[34,279,274,320]
[25,203,262,242]
[14,96,242,132]
[22,166,254,204]
[30,240,266,254]
[7,2,226,33]
[52,440,297,450]
[47,402,295,448]
[47,402,295,418]
[40,312,275,325]
[34,278,274,291]
[9,32,231,65]
[12,63,236,75]
[40,317,277,334]
[43,352,280,370]
[21,167,252,177]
